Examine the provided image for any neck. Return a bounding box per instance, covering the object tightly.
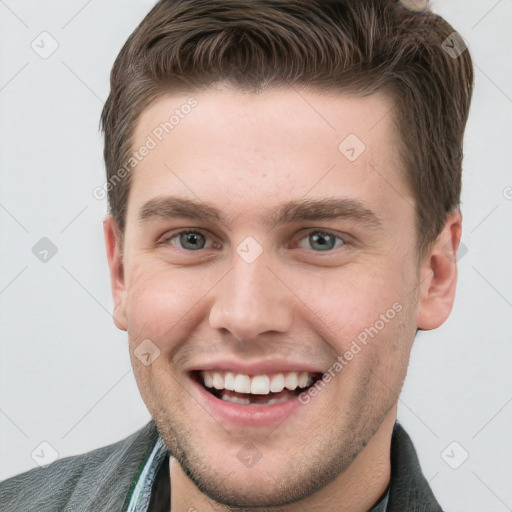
[169,408,396,512]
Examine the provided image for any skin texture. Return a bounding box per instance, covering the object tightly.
[104,87,462,511]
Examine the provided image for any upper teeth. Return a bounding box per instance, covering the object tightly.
[200,371,314,395]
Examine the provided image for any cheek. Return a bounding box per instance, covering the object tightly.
[304,271,415,395]
[301,266,407,342]
[124,262,205,347]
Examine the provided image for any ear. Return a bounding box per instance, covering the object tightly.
[416,209,462,331]
[103,214,128,331]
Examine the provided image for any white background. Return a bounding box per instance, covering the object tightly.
[0,1,511,510]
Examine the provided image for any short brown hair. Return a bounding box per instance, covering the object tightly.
[100,0,473,255]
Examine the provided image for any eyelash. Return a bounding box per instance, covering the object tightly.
[159,228,348,252]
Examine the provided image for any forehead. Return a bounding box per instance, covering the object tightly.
[136,86,396,149]
[127,87,413,229]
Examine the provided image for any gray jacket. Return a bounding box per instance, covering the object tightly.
[0,420,443,511]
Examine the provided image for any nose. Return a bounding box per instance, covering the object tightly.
[208,249,294,342]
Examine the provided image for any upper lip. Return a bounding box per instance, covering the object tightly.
[187,358,325,375]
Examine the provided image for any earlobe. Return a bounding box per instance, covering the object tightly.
[416,210,462,331]
[103,214,128,331]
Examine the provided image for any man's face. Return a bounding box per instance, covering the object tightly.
[108,87,424,507]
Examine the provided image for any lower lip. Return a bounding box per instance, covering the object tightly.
[190,376,305,427]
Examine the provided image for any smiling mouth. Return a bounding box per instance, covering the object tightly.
[191,370,322,405]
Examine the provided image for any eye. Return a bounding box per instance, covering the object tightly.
[160,230,219,251]
[296,230,346,252]
[159,228,347,253]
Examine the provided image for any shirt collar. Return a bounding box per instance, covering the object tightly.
[126,434,169,512]
[371,486,390,512]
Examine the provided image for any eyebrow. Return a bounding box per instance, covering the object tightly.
[138,195,382,230]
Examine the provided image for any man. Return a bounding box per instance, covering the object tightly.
[0,0,473,510]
